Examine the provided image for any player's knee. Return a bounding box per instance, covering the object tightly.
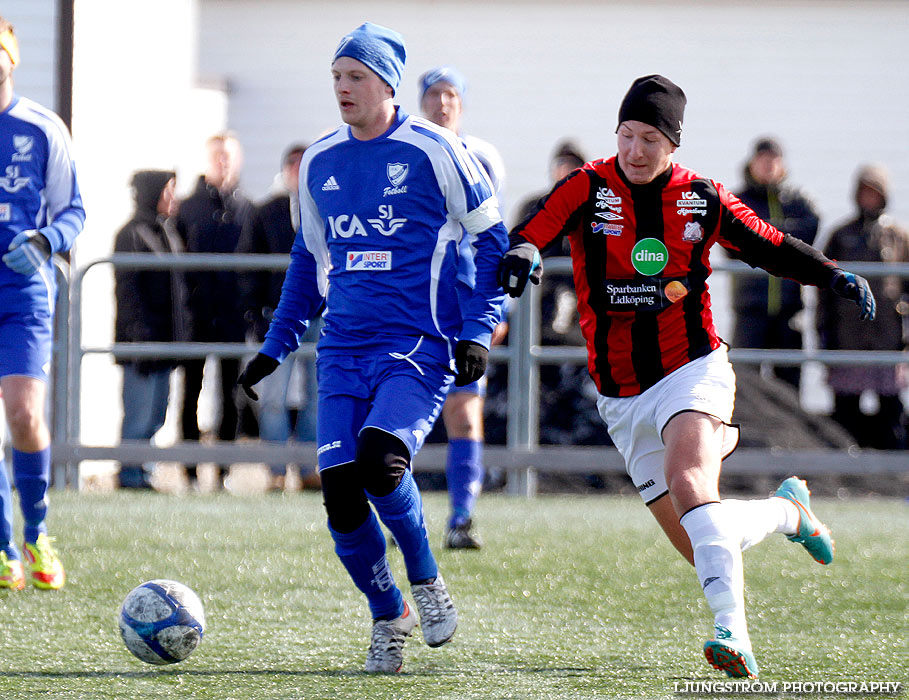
[4,401,47,446]
[320,462,370,534]
[356,427,409,497]
[442,393,483,439]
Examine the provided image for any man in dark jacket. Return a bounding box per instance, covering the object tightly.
[114,170,187,489]
[236,143,319,490]
[731,137,820,387]
[177,132,252,488]
[819,165,909,448]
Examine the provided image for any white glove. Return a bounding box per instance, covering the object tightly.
[2,230,52,276]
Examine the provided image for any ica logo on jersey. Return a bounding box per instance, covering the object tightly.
[329,205,408,239]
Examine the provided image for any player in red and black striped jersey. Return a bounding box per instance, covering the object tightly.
[500,75,875,679]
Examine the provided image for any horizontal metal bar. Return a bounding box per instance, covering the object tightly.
[530,345,908,367]
[543,256,909,278]
[52,443,907,475]
[96,253,291,271]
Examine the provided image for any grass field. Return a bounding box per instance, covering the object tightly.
[0,491,906,700]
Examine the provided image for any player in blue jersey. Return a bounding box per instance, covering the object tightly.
[238,23,508,672]
[418,66,507,549]
[0,16,85,591]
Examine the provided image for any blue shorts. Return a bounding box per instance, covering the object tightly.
[315,343,452,471]
[0,309,53,382]
[447,375,486,397]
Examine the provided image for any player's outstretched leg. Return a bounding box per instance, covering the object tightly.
[774,477,834,565]
[681,502,759,679]
[365,600,418,673]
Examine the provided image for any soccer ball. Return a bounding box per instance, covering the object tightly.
[118,579,206,664]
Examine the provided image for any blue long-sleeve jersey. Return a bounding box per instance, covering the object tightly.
[0,95,85,312]
[262,108,508,362]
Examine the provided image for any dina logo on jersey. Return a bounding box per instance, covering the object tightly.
[631,238,669,276]
[384,162,409,196]
[12,135,33,162]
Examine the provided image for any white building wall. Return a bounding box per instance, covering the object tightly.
[71,0,228,453]
[198,0,909,233]
[1,1,57,111]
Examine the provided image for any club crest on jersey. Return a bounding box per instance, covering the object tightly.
[12,135,33,162]
[346,250,392,271]
[384,162,409,196]
[0,203,9,221]
[682,221,704,242]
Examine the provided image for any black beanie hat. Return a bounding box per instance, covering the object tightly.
[616,75,686,146]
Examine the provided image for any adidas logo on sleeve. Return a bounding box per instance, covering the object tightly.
[322,176,340,191]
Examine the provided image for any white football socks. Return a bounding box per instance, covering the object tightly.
[680,502,749,644]
[722,496,799,551]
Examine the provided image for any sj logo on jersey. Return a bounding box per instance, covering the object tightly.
[346,250,392,271]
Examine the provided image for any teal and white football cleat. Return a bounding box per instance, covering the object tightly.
[704,626,759,679]
[775,476,835,565]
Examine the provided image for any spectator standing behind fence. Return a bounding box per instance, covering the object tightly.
[238,22,508,672]
[177,132,253,490]
[499,74,875,679]
[418,65,506,549]
[730,138,820,388]
[818,165,909,449]
[237,143,322,491]
[0,15,84,591]
[114,171,188,490]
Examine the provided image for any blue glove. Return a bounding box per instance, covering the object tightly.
[830,269,876,321]
[2,230,52,276]
[497,241,542,298]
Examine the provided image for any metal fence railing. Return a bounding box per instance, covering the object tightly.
[47,254,909,495]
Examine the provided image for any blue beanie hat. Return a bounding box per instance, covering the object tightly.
[333,22,406,94]
[418,66,467,101]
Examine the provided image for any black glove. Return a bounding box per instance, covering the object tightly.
[830,269,876,321]
[237,353,280,400]
[497,240,542,298]
[454,340,488,387]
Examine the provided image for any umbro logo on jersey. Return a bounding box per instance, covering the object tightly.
[322,176,340,191]
[595,211,623,221]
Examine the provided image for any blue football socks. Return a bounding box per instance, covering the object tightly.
[13,447,51,544]
[329,509,403,621]
[0,458,19,559]
[446,438,483,529]
[368,469,438,584]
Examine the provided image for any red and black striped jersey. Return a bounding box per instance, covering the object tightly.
[513,157,839,397]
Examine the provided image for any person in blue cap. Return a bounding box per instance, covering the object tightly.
[238,22,509,673]
[419,65,508,550]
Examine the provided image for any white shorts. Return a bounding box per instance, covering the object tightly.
[596,346,740,505]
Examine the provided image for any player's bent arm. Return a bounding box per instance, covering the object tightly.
[40,116,85,253]
[460,217,508,349]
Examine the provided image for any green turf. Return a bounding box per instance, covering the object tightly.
[0,491,906,699]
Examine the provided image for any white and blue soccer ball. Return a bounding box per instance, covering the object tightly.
[119,579,206,665]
